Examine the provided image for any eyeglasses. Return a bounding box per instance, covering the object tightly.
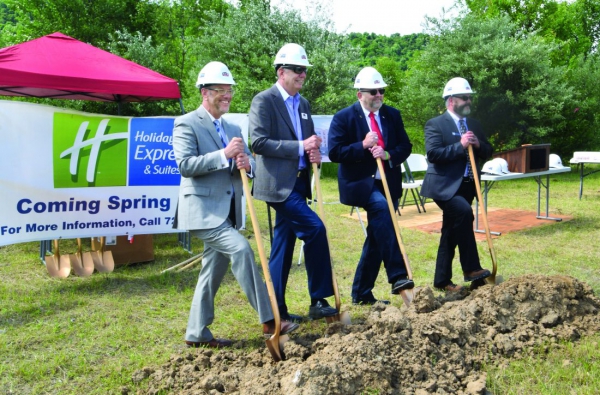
[360,88,385,95]
[282,65,308,74]
[453,95,472,102]
[205,87,235,96]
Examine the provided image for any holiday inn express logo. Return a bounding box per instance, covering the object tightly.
[53,113,129,188]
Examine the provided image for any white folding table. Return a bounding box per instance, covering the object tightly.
[569,152,600,199]
[475,167,571,235]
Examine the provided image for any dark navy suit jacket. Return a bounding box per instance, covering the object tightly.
[328,102,412,208]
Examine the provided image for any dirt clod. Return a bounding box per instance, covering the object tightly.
[135,275,600,394]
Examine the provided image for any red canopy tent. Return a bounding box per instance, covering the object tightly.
[0,32,181,103]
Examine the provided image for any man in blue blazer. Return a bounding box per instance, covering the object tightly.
[249,44,337,322]
[420,77,493,292]
[328,67,414,305]
[173,62,298,348]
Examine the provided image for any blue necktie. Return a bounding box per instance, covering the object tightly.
[286,96,306,169]
[459,119,474,179]
[214,120,231,167]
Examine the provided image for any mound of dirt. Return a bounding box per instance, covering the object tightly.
[133,275,600,395]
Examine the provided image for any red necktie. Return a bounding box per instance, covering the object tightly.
[369,112,385,149]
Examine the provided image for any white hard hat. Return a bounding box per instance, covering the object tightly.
[443,77,475,98]
[354,67,388,89]
[549,153,566,168]
[492,158,511,174]
[273,43,312,67]
[195,61,236,88]
[482,160,503,175]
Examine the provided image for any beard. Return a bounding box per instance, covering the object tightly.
[452,101,471,117]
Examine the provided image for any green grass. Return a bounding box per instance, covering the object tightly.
[1,165,599,394]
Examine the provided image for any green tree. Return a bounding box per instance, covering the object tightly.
[187,1,359,114]
[402,15,576,157]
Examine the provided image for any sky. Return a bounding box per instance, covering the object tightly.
[270,0,462,36]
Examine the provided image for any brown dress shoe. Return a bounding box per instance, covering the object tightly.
[185,338,233,348]
[464,269,491,282]
[444,283,464,292]
[263,320,300,336]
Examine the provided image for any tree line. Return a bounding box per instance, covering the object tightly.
[1,0,599,159]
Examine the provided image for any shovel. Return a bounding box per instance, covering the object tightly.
[71,238,94,277]
[468,145,498,284]
[91,237,115,273]
[240,170,288,362]
[312,163,351,325]
[376,158,416,307]
[161,253,203,274]
[45,239,71,278]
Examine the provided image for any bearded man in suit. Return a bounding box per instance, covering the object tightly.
[249,43,338,322]
[420,77,493,292]
[328,67,414,305]
[173,61,298,348]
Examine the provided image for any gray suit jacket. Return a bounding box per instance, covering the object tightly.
[420,111,493,201]
[249,84,315,203]
[172,105,255,230]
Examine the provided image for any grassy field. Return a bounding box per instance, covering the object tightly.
[1,164,599,394]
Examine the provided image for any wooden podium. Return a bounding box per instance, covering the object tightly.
[493,144,550,173]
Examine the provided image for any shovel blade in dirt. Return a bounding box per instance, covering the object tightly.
[72,238,94,277]
[45,239,71,278]
[265,334,289,362]
[92,237,115,273]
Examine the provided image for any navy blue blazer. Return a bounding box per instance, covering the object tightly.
[328,102,412,208]
[420,111,493,201]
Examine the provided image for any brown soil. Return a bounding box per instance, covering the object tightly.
[132,275,600,395]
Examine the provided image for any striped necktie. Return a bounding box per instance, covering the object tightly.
[459,119,474,179]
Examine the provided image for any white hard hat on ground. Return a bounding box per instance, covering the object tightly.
[492,158,511,174]
[354,67,388,89]
[273,43,312,67]
[195,61,236,88]
[549,154,566,168]
[443,77,475,98]
[482,160,503,175]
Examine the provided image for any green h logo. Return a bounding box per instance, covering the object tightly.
[53,113,129,187]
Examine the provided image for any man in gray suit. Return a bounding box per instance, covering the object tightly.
[173,61,298,348]
[420,77,493,292]
[249,43,338,322]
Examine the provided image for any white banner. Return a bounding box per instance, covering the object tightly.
[0,100,249,246]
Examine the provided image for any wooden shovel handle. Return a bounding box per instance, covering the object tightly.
[312,163,342,313]
[376,158,413,279]
[468,145,497,283]
[240,170,284,361]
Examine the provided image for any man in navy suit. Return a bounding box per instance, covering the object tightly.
[328,67,414,305]
[420,77,493,292]
[249,43,337,322]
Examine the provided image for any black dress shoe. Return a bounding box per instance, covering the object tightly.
[280,312,304,323]
[308,299,338,319]
[185,338,232,348]
[352,297,391,305]
[464,269,491,282]
[391,278,415,294]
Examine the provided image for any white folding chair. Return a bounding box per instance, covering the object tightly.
[401,153,428,212]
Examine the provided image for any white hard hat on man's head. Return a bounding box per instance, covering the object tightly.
[273,43,312,67]
[443,77,475,98]
[354,67,388,89]
[549,153,566,168]
[196,61,236,88]
[482,160,503,175]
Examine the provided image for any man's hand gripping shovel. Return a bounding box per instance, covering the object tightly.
[376,158,417,307]
[312,163,351,325]
[240,170,289,362]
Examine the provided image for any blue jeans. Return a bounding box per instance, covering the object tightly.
[268,175,334,315]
